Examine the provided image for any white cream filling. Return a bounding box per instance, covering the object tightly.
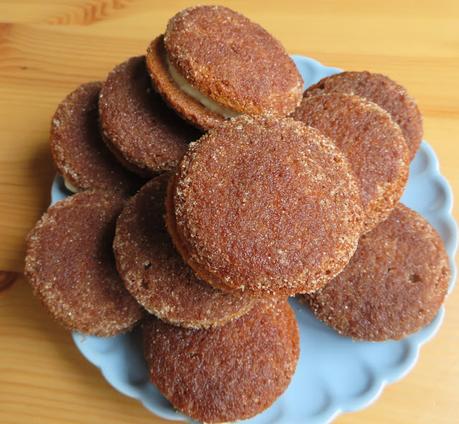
[165,55,239,119]
[64,178,80,194]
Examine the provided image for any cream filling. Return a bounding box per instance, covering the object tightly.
[64,178,79,194]
[165,55,239,119]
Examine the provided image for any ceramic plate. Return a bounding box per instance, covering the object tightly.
[50,55,457,424]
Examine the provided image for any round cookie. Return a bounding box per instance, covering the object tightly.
[166,116,364,296]
[25,191,143,336]
[303,71,423,159]
[293,93,410,232]
[302,204,450,341]
[114,175,255,329]
[50,81,141,194]
[143,299,299,423]
[99,56,199,177]
[146,5,303,130]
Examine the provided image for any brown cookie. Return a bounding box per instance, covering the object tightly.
[293,93,410,232]
[114,175,255,329]
[302,204,450,341]
[50,82,141,194]
[25,191,143,336]
[99,56,199,177]
[143,299,299,423]
[303,71,423,159]
[166,116,364,296]
[146,5,303,130]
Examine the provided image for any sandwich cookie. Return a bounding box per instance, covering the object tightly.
[293,93,410,232]
[143,300,299,423]
[303,71,423,159]
[146,5,303,130]
[50,82,141,194]
[302,204,450,341]
[114,175,255,329]
[25,191,143,336]
[166,116,364,296]
[99,56,199,177]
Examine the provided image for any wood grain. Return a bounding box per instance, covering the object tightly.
[0,1,458,423]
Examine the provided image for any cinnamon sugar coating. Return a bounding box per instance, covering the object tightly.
[293,93,410,232]
[303,71,423,159]
[167,116,364,296]
[25,191,143,336]
[302,204,450,341]
[142,300,299,423]
[99,56,199,177]
[147,5,303,129]
[114,175,255,329]
[50,82,141,194]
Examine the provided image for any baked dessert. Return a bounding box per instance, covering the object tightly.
[50,82,141,194]
[302,204,450,341]
[166,116,364,296]
[293,93,410,232]
[143,299,299,423]
[99,56,199,177]
[114,174,255,328]
[146,5,303,130]
[25,191,143,336]
[303,71,423,159]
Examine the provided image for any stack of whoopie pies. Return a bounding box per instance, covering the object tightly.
[24,5,451,423]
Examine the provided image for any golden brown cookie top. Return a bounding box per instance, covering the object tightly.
[143,299,299,423]
[302,204,450,341]
[99,56,199,177]
[50,82,141,194]
[163,5,303,117]
[293,93,410,232]
[114,175,255,329]
[168,116,364,296]
[25,191,143,336]
[304,71,423,159]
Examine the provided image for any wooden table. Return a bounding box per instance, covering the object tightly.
[1,1,458,423]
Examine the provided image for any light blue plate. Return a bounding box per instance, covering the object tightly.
[51,55,457,424]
